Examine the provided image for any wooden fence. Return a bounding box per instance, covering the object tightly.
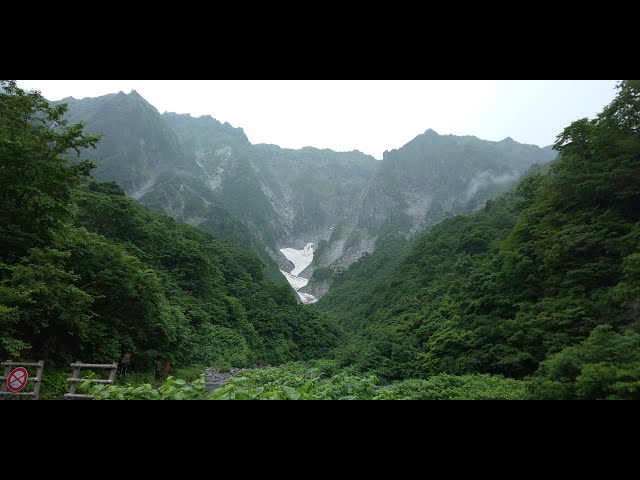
[65,362,117,400]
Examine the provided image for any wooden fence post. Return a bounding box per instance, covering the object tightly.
[108,362,117,384]
[68,361,81,397]
[33,360,44,400]
[65,362,118,400]
[0,360,11,400]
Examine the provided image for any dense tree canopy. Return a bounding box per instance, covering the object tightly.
[0,80,100,260]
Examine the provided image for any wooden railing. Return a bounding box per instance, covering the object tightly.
[65,361,117,400]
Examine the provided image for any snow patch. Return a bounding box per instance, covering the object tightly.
[279,270,309,290]
[297,292,318,304]
[279,243,317,304]
[280,243,314,276]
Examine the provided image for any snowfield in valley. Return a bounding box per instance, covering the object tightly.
[279,243,317,304]
[280,243,314,276]
[279,270,309,290]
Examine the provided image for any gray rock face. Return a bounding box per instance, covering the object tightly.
[204,367,242,390]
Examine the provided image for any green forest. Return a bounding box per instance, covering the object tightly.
[1,80,638,399]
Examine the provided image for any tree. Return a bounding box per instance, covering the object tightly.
[0,80,101,260]
[528,325,640,400]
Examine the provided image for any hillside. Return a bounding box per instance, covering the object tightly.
[318,81,640,399]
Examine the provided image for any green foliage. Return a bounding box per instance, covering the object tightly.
[0,80,100,261]
[88,374,210,400]
[311,267,333,282]
[323,191,523,380]
[208,363,379,400]
[306,358,341,377]
[199,326,253,370]
[89,363,526,400]
[377,374,526,400]
[318,236,413,331]
[114,370,158,387]
[87,180,125,196]
[173,365,206,382]
[0,243,94,364]
[209,364,523,400]
[527,325,640,400]
[39,370,71,400]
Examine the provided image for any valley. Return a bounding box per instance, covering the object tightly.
[55,91,556,301]
[2,79,636,401]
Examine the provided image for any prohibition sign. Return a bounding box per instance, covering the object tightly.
[7,367,28,392]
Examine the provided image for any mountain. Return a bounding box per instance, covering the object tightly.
[301,130,556,297]
[161,112,380,263]
[161,112,282,254]
[55,92,285,283]
[58,91,555,300]
[57,91,193,195]
[163,108,554,301]
[357,131,555,236]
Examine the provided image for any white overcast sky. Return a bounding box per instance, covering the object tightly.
[18,80,619,159]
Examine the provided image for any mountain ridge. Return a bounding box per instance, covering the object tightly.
[56,90,556,300]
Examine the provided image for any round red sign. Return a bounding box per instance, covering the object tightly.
[7,367,28,392]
